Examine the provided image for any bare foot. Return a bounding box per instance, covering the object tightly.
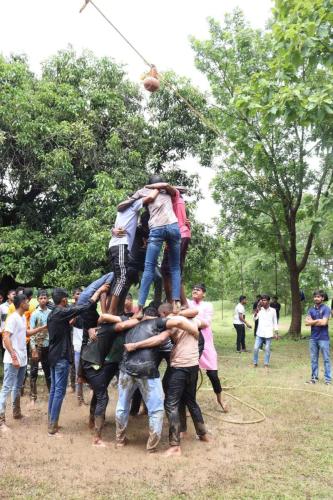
[48,430,63,438]
[137,405,147,416]
[199,433,211,443]
[134,309,143,320]
[180,431,188,440]
[115,437,128,449]
[88,417,95,430]
[29,400,37,409]
[264,365,269,373]
[172,301,181,314]
[0,423,11,433]
[164,446,182,457]
[92,438,107,448]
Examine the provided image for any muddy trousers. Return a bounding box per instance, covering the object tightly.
[0,364,26,422]
[30,346,51,401]
[85,362,118,438]
[165,366,206,446]
[116,371,164,452]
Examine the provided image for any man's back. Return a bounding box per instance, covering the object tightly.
[122,318,167,378]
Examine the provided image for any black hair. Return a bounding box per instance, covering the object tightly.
[126,293,133,300]
[14,293,28,309]
[272,295,278,300]
[158,302,173,315]
[16,286,25,295]
[0,290,4,297]
[319,289,328,301]
[193,283,206,293]
[143,304,159,317]
[24,288,33,299]
[8,289,16,295]
[52,287,69,305]
[256,295,261,299]
[73,287,82,295]
[239,295,247,302]
[261,294,270,301]
[37,289,49,298]
[148,174,164,184]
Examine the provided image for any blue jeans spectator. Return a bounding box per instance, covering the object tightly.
[310,339,331,382]
[0,363,26,416]
[138,223,181,307]
[253,337,272,366]
[48,358,70,431]
[116,371,164,451]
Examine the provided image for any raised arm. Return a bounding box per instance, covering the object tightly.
[124,331,171,352]
[165,316,199,339]
[142,188,159,205]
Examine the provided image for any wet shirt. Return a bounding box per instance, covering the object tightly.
[132,188,177,229]
[121,318,168,378]
[81,319,126,367]
[308,304,331,341]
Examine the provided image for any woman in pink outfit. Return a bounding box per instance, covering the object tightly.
[188,283,227,411]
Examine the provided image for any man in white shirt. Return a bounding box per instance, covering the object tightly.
[0,289,16,361]
[108,189,159,314]
[0,293,31,432]
[233,296,252,353]
[253,294,278,369]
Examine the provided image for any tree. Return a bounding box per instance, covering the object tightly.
[0,50,214,288]
[191,8,333,337]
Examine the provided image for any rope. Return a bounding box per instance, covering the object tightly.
[79,0,223,138]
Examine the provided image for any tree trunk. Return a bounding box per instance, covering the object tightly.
[288,267,302,338]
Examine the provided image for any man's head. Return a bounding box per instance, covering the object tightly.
[148,174,164,185]
[52,288,69,307]
[143,304,159,319]
[16,286,25,295]
[260,294,270,308]
[158,302,173,318]
[192,284,206,301]
[256,294,261,300]
[0,290,4,304]
[8,289,16,303]
[239,295,247,305]
[37,289,49,308]
[319,289,328,302]
[72,287,82,304]
[272,295,278,303]
[14,293,29,312]
[24,288,33,301]
[313,290,325,306]
[124,293,133,312]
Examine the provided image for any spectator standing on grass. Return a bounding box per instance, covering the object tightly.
[253,294,278,370]
[270,296,281,323]
[305,291,331,385]
[233,296,252,353]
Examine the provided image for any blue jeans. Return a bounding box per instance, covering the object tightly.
[48,358,70,424]
[116,371,164,451]
[253,337,272,366]
[310,339,331,382]
[0,363,26,415]
[139,223,181,307]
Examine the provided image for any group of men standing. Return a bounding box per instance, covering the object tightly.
[232,291,331,384]
[0,177,228,456]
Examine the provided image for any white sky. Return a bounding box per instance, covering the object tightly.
[0,0,273,225]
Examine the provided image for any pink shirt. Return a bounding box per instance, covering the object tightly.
[172,191,191,239]
[187,299,218,371]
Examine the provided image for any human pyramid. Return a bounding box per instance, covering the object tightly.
[0,175,228,456]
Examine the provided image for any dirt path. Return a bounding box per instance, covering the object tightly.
[0,380,271,499]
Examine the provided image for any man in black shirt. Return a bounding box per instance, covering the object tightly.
[115,305,198,452]
[80,314,139,447]
[47,283,109,436]
[270,296,281,323]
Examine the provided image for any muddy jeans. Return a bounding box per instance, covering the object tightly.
[164,365,206,446]
[116,371,164,451]
[30,346,51,400]
[0,363,26,415]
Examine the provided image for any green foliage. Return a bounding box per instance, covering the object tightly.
[191,6,333,335]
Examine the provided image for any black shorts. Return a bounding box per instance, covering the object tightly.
[109,244,129,297]
[161,237,190,277]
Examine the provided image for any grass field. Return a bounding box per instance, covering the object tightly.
[0,301,332,500]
